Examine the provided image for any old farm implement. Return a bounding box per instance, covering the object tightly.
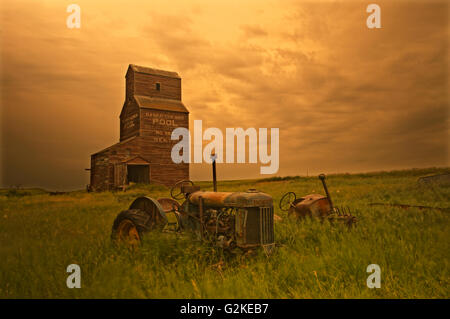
[279,174,356,226]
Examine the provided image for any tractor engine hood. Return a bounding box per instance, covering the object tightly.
[188,189,273,208]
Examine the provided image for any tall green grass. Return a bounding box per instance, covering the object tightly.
[0,168,449,298]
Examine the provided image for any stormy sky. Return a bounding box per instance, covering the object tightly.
[0,0,448,190]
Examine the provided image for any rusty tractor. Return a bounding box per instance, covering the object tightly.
[279,174,356,226]
[111,158,275,252]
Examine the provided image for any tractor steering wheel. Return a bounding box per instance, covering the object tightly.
[170,180,194,200]
[279,192,297,211]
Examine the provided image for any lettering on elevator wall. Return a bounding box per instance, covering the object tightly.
[142,111,185,143]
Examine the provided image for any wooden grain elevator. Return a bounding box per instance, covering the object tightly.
[89,64,189,191]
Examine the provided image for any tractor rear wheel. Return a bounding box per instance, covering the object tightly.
[111,209,153,246]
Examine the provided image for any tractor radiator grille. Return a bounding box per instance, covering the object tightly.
[259,207,274,244]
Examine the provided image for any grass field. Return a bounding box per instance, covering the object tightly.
[0,167,449,299]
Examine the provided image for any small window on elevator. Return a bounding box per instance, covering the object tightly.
[155,83,161,91]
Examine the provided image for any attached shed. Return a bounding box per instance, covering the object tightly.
[89,65,190,191]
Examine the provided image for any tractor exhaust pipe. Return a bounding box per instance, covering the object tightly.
[211,153,217,192]
[319,174,334,213]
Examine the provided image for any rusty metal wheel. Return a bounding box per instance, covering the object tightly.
[111,197,168,246]
[279,192,296,211]
[111,209,149,246]
[116,219,140,247]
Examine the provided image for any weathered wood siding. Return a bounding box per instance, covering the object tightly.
[140,109,189,185]
[125,68,134,99]
[90,136,188,190]
[120,100,140,141]
[133,72,181,100]
[90,65,189,191]
[90,137,142,191]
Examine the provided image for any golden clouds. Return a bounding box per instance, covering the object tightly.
[0,0,448,189]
